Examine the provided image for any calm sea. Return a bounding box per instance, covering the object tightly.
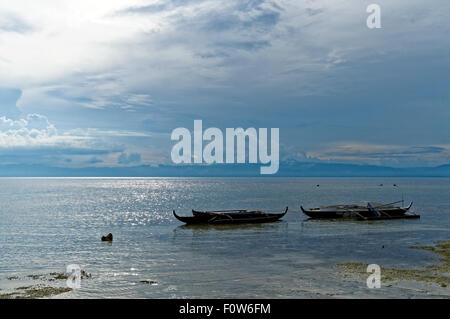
[0,177,449,298]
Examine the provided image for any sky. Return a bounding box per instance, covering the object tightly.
[0,0,449,172]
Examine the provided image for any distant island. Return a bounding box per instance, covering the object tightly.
[1,161,450,177]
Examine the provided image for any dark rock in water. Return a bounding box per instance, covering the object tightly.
[50,272,69,280]
[50,270,91,281]
[101,233,113,241]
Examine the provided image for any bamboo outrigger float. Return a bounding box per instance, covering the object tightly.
[173,207,288,225]
[301,201,420,220]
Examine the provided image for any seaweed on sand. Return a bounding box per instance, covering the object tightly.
[337,240,450,287]
[0,285,72,299]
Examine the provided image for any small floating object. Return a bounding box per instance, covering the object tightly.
[173,207,288,225]
[316,184,320,187]
[101,233,113,241]
[393,184,397,187]
[379,184,383,186]
[140,280,157,285]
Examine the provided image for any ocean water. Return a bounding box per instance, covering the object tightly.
[0,177,449,298]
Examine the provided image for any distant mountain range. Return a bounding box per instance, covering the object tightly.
[1,162,450,177]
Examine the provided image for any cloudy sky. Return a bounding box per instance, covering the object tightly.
[1,0,449,170]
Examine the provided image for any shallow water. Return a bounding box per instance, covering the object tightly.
[0,177,449,298]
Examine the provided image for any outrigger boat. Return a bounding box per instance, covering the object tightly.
[173,207,288,225]
[301,201,419,220]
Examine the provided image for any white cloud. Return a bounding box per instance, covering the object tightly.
[0,113,65,148]
[3,0,447,96]
[0,113,126,165]
[307,142,450,167]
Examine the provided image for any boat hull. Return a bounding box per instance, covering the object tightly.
[174,207,288,225]
[300,202,414,220]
